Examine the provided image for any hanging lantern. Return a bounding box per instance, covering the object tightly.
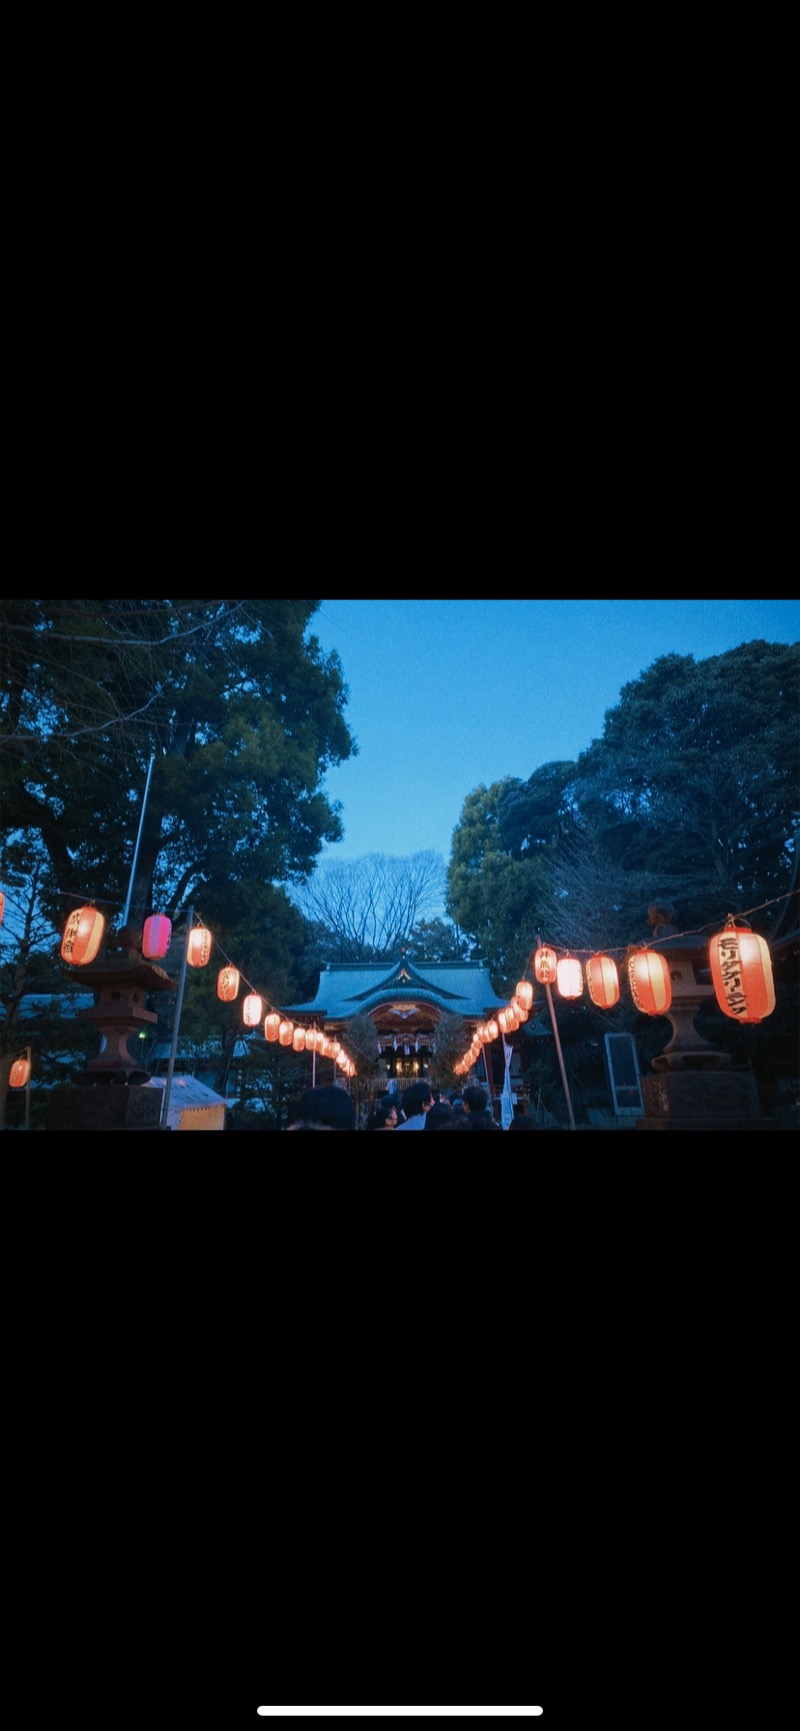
[709,918,776,1023]
[142,914,172,959]
[0,889,5,924]
[9,1056,31,1089]
[243,993,263,1028]
[515,979,533,1011]
[557,956,583,1000]
[265,1012,281,1042]
[534,945,558,985]
[510,997,528,1023]
[586,953,620,1009]
[485,1018,499,1041]
[279,1019,294,1047]
[217,965,240,1003]
[305,1028,321,1052]
[628,948,672,1016]
[186,926,212,967]
[61,905,106,967]
[292,1027,307,1052]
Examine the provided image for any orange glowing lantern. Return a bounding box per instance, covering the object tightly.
[515,980,534,1011]
[485,1018,500,1041]
[292,1027,307,1052]
[61,905,106,967]
[586,953,620,1009]
[0,889,5,923]
[305,1028,321,1052]
[243,993,263,1028]
[709,918,776,1023]
[217,965,240,1003]
[142,914,172,959]
[557,956,583,999]
[279,1019,294,1047]
[497,1007,514,1034]
[628,949,672,1016]
[534,945,558,985]
[265,1012,281,1043]
[9,1056,31,1088]
[186,926,212,968]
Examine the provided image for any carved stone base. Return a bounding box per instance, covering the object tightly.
[636,1068,769,1131]
[46,1085,167,1132]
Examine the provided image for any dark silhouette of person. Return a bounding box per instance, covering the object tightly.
[286,1086,356,1131]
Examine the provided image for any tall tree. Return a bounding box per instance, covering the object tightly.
[0,600,356,929]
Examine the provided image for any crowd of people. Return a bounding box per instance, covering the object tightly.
[285,1082,544,1132]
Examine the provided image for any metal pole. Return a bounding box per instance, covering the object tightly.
[161,905,193,1130]
[24,1046,31,1132]
[535,932,577,1132]
[121,754,156,927]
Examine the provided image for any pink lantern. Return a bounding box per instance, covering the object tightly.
[142,914,172,959]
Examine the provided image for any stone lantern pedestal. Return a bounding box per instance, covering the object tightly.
[46,927,176,1133]
[630,935,776,1133]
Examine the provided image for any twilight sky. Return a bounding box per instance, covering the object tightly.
[309,599,799,870]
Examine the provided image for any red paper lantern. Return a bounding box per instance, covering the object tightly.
[515,979,534,1010]
[217,965,240,1003]
[534,945,558,985]
[186,926,212,967]
[9,1056,31,1088]
[586,953,620,1009]
[142,914,172,959]
[279,1019,294,1047]
[709,918,776,1023]
[243,993,264,1028]
[61,906,106,966]
[265,1012,281,1042]
[557,956,583,1000]
[628,949,672,1016]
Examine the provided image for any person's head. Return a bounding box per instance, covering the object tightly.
[506,1113,539,1132]
[424,1101,456,1131]
[401,1080,434,1119]
[463,1084,490,1115]
[287,1086,356,1131]
[368,1099,399,1130]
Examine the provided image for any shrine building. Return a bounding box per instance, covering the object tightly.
[286,955,517,1093]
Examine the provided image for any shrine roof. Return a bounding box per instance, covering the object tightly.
[286,958,507,1021]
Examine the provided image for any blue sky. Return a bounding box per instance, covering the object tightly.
[309,600,799,869]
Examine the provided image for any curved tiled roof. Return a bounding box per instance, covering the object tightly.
[286,958,507,1021]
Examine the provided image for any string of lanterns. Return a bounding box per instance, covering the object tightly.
[2,881,795,1089]
[453,915,782,1075]
[50,903,358,1078]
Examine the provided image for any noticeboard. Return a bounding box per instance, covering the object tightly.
[604,1032,645,1116]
